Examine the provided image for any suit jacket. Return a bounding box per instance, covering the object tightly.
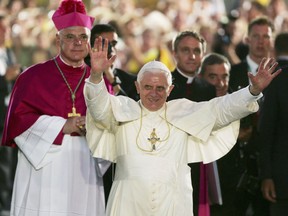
[114,68,139,101]
[168,69,216,102]
[229,60,258,147]
[229,61,250,91]
[259,58,288,200]
[214,60,261,215]
[275,59,288,71]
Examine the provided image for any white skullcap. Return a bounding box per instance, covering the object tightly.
[137,60,172,85]
[138,60,170,74]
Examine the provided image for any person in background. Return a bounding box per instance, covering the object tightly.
[234,1,269,62]
[0,11,21,139]
[228,15,274,216]
[123,26,175,75]
[211,10,241,65]
[1,0,109,215]
[198,53,246,216]
[198,53,231,215]
[168,30,216,101]
[198,52,230,97]
[259,31,288,216]
[167,30,216,216]
[84,36,280,215]
[0,11,21,216]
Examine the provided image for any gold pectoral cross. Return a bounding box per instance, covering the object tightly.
[148,128,160,151]
[68,106,81,117]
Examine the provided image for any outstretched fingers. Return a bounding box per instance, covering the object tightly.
[89,36,105,56]
[248,57,282,94]
[265,58,282,78]
[258,58,282,78]
[271,67,282,78]
[259,58,275,72]
[89,36,116,75]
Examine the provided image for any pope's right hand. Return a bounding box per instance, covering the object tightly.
[89,36,116,84]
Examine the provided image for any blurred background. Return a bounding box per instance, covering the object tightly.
[1,0,288,216]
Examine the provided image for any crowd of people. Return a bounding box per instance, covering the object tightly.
[1,0,288,215]
[0,0,287,69]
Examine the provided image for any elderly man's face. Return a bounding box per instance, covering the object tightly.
[56,26,90,66]
[135,72,174,111]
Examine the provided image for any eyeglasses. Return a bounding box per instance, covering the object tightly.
[61,33,89,43]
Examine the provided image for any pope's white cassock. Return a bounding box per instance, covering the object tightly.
[84,79,261,216]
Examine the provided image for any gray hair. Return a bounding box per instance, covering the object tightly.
[57,26,91,36]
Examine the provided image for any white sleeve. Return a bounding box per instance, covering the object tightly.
[84,78,114,128]
[14,115,66,170]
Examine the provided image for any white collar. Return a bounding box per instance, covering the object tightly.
[59,55,84,68]
[246,55,259,76]
[139,101,166,117]
[277,55,288,61]
[176,67,195,84]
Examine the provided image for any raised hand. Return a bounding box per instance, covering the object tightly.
[89,36,116,84]
[248,58,281,95]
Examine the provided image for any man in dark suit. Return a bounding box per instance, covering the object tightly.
[168,31,215,102]
[168,30,216,216]
[228,16,274,215]
[259,32,288,216]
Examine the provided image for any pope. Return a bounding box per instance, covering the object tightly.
[84,37,281,216]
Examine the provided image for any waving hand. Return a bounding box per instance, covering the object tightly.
[88,36,116,84]
[248,58,281,95]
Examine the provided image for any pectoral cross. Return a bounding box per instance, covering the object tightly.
[148,128,160,151]
[68,106,81,117]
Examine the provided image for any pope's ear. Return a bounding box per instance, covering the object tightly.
[168,85,174,96]
[135,81,140,94]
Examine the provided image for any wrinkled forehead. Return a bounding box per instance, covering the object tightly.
[138,69,172,85]
[142,70,166,78]
[59,26,90,35]
[137,61,172,85]
[138,70,171,87]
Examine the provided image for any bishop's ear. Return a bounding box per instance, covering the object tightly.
[55,33,61,47]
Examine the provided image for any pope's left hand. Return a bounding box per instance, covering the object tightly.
[248,57,281,95]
